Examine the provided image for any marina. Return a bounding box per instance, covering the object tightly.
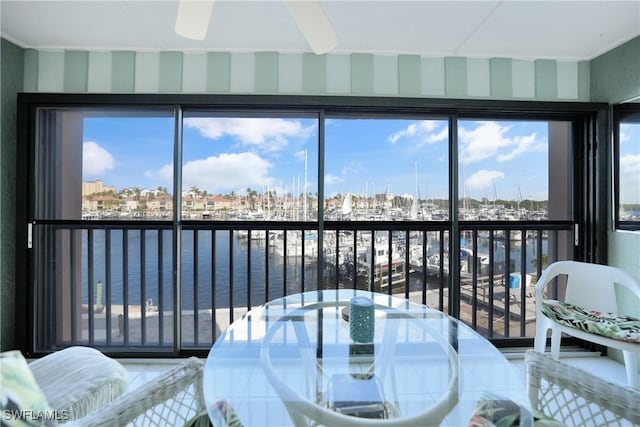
[79,223,549,309]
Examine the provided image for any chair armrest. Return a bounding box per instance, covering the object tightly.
[67,357,205,427]
[533,264,557,305]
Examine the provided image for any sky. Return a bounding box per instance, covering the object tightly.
[80,114,625,203]
[620,123,640,205]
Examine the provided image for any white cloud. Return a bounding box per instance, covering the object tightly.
[341,161,364,176]
[325,174,344,185]
[388,120,445,145]
[465,170,505,191]
[620,131,631,143]
[426,127,448,143]
[497,133,543,162]
[459,121,543,165]
[620,153,640,204]
[158,164,173,182]
[83,141,114,176]
[183,117,313,152]
[294,150,308,161]
[621,153,640,174]
[179,152,273,193]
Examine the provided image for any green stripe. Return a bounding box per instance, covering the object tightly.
[207,52,230,92]
[159,52,183,92]
[64,51,88,92]
[578,61,590,101]
[512,59,535,98]
[135,52,160,92]
[111,51,135,92]
[326,54,350,94]
[374,55,398,95]
[182,53,207,93]
[445,57,467,97]
[490,58,512,98]
[278,54,302,93]
[351,53,374,94]
[229,53,254,93]
[466,58,490,97]
[255,52,279,93]
[303,53,326,94]
[557,62,578,99]
[38,51,64,92]
[23,49,39,92]
[535,59,557,100]
[398,55,420,96]
[88,52,112,92]
[421,57,445,96]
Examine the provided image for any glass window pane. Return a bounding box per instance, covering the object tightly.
[34,109,175,220]
[619,121,640,222]
[181,114,319,221]
[457,120,571,221]
[324,118,449,221]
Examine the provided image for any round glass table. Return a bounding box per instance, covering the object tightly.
[203,290,532,426]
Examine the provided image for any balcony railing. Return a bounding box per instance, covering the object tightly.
[32,220,573,354]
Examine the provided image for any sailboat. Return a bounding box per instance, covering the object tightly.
[341,193,352,220]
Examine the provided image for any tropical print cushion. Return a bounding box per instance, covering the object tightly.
[184,400,243,427]
[0,350,57,426]
[467,393,532,427]
[541,300,640,343]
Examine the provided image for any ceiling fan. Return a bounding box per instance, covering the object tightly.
[174,0,338,55]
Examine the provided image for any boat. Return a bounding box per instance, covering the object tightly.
[355,242,407,291]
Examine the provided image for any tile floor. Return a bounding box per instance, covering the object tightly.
[119,350,631,393]
[117,350,634,426]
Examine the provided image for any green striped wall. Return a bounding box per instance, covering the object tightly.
[24,49,590,101]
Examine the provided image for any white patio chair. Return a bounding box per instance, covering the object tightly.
[525,350,640,427]
[533,261,640,387]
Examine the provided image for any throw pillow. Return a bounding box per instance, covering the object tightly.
[468,393,532,427]
[0,350,58,426]
[183,400,243,427]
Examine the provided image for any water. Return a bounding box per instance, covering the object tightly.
[81,230,318,310]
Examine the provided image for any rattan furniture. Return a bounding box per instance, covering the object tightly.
[66,357,205,427]
[29,346,129,421]
[526,350,640,427]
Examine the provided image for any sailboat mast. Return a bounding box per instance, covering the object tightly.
[303,148,308,221]
[415,161,419,197]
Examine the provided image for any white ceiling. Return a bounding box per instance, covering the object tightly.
[1,0,639,60]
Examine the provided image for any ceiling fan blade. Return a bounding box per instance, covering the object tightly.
[175,0,215,40]
[285,0,338,55]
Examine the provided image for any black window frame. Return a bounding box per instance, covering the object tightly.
[613,103,640,231]
[15,93,608,356]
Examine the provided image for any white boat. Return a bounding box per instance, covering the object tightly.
[272,231,318,260]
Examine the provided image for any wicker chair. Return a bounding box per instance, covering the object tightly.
[66,357,206,427]
[29,346,129,421]
[525,350,640,427]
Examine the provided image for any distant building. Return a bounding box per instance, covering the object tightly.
[82,194,120,211]
[82,179,116,196]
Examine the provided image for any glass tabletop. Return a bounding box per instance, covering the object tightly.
[203,290,532,427]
